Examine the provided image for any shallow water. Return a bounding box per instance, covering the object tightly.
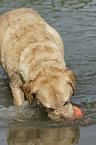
[0,0,96,144]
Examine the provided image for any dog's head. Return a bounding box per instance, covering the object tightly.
[23,69,76,120]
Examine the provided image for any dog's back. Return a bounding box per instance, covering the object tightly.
[0,8,64,66]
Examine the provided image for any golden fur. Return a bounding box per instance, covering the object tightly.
[0,8,76,120]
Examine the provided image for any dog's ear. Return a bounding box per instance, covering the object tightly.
[23,81,33,104]
[64,70,76,95]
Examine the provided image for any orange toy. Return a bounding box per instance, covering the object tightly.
[73,106,84,118]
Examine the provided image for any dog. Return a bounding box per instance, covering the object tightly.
[0,8,76,120]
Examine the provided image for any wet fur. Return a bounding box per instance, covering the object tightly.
[0,8,76,119]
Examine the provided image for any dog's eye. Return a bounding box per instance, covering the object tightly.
[69,82,72,87]
[63,101,70,106]
[49,108,55,111]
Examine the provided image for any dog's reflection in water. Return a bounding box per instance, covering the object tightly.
[7,126,80,145]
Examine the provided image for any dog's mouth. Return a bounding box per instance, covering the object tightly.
[47,102,74,120]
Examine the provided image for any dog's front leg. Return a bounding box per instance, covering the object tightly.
[9,73,24,106]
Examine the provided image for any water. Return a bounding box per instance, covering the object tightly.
[0,0,96,144]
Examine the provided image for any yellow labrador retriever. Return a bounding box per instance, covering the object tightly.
[0,8,76,120]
